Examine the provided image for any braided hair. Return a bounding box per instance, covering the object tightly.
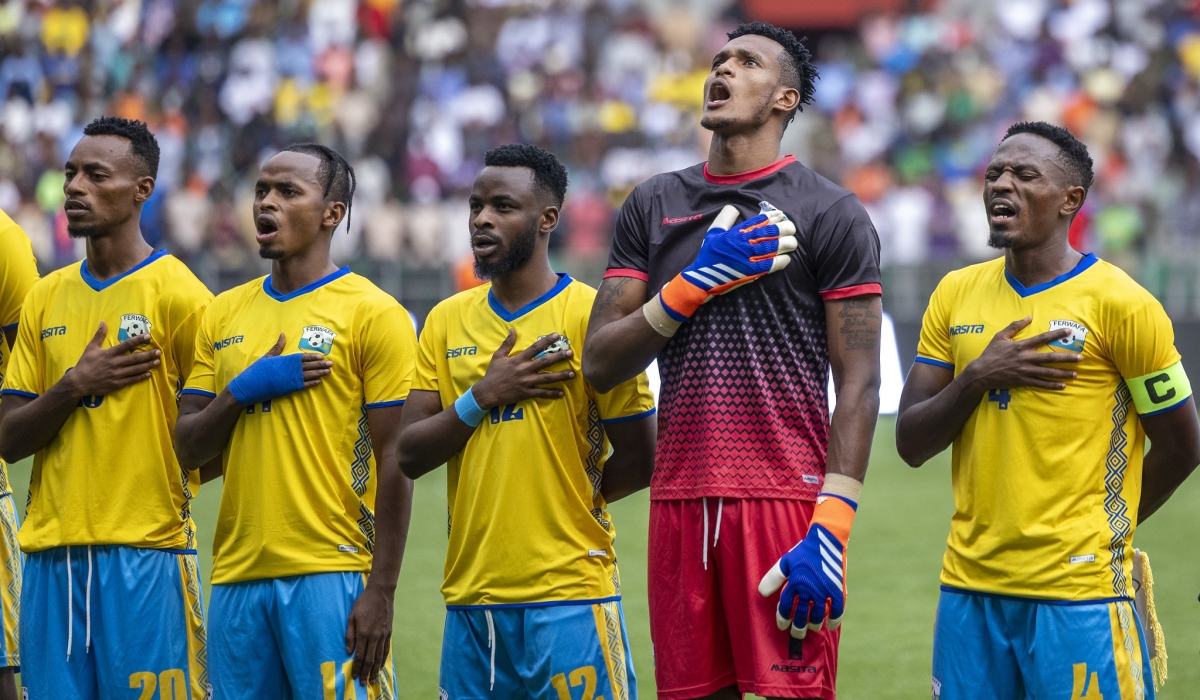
[282,143,357,232]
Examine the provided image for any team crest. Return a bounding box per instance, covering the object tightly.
[1047,320,1089,353]
[534,333,570,359]
[117,314,152,341]
[298,325,337,354]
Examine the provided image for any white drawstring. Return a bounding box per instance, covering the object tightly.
[66,546,73,660]
[485,610,496,691]
[85,545,93,652]
[702,497,709,570]
[713,497,724,546]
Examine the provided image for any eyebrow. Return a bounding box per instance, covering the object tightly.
[714,47,768,64]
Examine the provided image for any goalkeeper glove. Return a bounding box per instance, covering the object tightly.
[227,353,306,406]
[643,204,796,336]
[758,491,857,639]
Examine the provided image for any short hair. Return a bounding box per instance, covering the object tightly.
[82,116,160,179]
[1002,121,1095,191]
[483,144,569,206]
[282,143,357,232]
[727,22,818,122]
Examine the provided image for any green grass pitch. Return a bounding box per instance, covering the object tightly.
[8,416,1198,697]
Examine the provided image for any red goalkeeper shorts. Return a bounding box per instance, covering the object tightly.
[648,498,839,699]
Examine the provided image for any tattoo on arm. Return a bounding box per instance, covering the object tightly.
[837,299,880,351]
[590,277,636,323]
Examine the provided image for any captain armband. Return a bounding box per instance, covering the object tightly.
[1126,361,1192,416]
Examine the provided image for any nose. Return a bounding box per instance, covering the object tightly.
[258,190,281,212]
[990,171,1016,194]
[472,207,494,232]
[64,171,86,196]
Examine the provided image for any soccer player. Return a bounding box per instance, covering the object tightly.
[582,22,881,700]
[0,210,40,700]
[397,144,656,698]
[896,121,1200,699]
[0,117,213,698]
[174,144,417,698]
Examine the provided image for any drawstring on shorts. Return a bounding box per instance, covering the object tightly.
[701,497,724,570]
[64,545,94,661]
[485,609,496,691]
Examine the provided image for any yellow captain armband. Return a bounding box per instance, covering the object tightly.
[1126,361,1192,416]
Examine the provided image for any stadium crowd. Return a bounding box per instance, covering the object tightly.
[1,0,1199,293]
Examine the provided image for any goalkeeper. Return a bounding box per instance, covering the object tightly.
[896,121,1200,699]
[583,21,882,700]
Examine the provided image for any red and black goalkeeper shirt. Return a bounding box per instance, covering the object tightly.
[605,155,881,501]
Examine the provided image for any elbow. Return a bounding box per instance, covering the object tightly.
[582,355,618,395]
[395,438,424,480]
[896,445,927,469]
[893,418,927,468]
[0,426,21,464]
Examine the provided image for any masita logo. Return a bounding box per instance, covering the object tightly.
[1048,320,1089,353]
[298,325,337,355]
[118,314,152,342]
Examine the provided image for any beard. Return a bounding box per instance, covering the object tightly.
[473,222,538,281]
[988,229,1017,249]
[700,93,774,132]
[258,246,285,260]
[67,224,101,239]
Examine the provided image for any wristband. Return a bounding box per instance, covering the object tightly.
[812,491,858,543]
[227,353,305,406]
[454,386,488,427]
[642,294,683,337]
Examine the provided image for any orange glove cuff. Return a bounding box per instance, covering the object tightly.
[811,494,856,544]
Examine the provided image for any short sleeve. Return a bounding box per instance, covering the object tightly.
[413,305,444,394]
[3,288,46,397]
[170,282,213,387]
[594,372,656,424]
[603,185,650,281]
[181,304,219,398]
[813,194,882,300]
[1108,300,1189,416]
[0,216,39,330]
[360,303,418,408]
[915,278,954,370]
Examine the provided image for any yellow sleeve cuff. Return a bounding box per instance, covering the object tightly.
[1126,361,1192,416]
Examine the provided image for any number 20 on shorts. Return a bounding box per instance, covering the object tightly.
[129,670,187,700]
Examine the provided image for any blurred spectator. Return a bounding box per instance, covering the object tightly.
[4,0,1200,319]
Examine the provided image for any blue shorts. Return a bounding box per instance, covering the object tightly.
[933,587,1156,700]
[209,572,396,700]
[21,545,208,699]
[439,600,637,700]
[0,493,21,669]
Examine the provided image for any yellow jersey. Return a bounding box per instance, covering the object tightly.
[415,274,656,608]
[184,268,417,584]
[3,250,212,552]
[917,253,1188,601]
[0,212,40,496]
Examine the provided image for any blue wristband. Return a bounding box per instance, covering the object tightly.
[454,386,487,427]
[228,354,306,406]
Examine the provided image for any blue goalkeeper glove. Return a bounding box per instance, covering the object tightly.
[758,493,857,639]
[227,353,305,406]
[653,204,797,322]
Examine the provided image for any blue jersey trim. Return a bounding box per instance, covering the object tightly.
[1004,252,1098,298]
[158,548,199,555]
[263,266,350,302]
[939,585,1130,606]
[0,389,37,399]
[365,399,406,409]
[1139,395,1190,417]
[1,322,16,332]
[446,595,621,611]
[915,356,954,370]
[180,388,217,398]
[487,273,573,322]
[80,249,169,291]
[600,407,657,424]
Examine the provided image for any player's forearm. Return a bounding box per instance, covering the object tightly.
[599,419,657,503]
[895,368,987,467]
[366,452,413,592]
[1138,441,1200,523]
[0,380,85,462]
[174,390,243,470]
[582,312,669,394]
[396,410,476,479]
[825,376,880,482]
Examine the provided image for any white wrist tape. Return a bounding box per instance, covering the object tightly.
[642,294,682,338]
[820,473,863,503]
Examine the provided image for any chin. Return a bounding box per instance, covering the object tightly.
[987,228,1020,249]
[700,114,737,132]
[258,247,285,260]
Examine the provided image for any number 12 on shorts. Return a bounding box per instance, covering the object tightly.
[551,665,600,700]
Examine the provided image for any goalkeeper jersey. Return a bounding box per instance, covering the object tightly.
[415,274,656,608]
[917,254,1188,601]
[184,268,417,584]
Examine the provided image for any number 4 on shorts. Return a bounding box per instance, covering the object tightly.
[1072,663,1104,700]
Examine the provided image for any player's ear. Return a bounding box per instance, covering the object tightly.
[775,84,800,117]
[539,204,560,236]
[1061,185,1086,219]
[324,201,347,231]
[134,175,155,204]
